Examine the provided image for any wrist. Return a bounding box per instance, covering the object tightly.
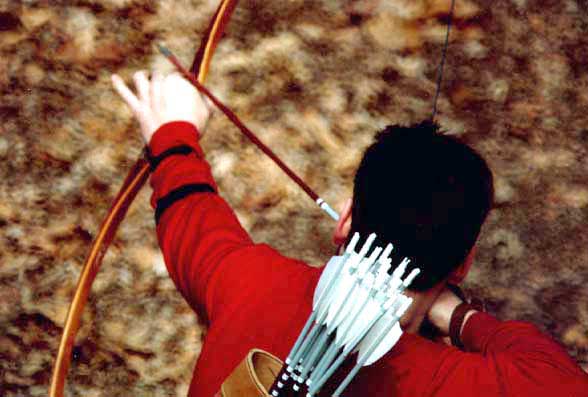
[146,121,205,174]
[428,292,463,335]
[148,121,200,152]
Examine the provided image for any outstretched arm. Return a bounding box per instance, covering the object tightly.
[112,71,257,324]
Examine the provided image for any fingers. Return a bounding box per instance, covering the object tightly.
[151,71,164,113]
[111,74,141,112]
[112,70,212,139]
[133,70,151,107]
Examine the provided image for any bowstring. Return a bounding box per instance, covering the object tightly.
[431,0,457,121]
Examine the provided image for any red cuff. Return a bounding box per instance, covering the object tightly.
[148,121,204,158]
[147,121,218,210]
[461,311,502,353]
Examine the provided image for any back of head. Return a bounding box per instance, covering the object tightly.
[350,121,494,291]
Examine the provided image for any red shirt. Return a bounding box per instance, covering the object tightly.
[148,121,588,397]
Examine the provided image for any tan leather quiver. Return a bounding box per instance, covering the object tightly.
[217,349,284,397]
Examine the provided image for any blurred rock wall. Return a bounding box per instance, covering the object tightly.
[0,0,587,395]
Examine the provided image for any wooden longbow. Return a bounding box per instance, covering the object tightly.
[49,1,238,395]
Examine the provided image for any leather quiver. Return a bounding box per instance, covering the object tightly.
[218,349,284,397]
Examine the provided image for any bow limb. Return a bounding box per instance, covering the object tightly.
[191,0,239,80]
[49,2,239,396]
[49,157,150,397]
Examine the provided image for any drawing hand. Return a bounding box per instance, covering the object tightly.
[111,70,212,143]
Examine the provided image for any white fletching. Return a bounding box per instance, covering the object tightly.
[357,296,413,365]
[392,257,410,279]
[341,289,388,347]
[345,232,361,254]
[403,268,421,288]
[378,243,394,264]
[321,268,354,323]
[357,233,377,259]
[313,255,345,309]
[363,322,402,366]
[275,232,422,397]
[335,280,373,342]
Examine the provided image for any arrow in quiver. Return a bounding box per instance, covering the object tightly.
[269,233,420,397]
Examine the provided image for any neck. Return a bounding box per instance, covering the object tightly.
[400,283,446,334]
[402,300,430,334]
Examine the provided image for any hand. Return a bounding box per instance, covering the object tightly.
[111,70,212,143]
[427,287,465,337]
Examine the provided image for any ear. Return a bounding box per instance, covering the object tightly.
[333,198,353,246]
[447,246,477,285]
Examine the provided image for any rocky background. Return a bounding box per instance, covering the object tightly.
[1,0,587,395]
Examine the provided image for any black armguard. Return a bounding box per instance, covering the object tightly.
[155,183,216,224]
[145,145,196,172]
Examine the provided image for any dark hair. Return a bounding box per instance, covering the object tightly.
[349,121,494,291]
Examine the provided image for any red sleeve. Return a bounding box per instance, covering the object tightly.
[148,121,256,325]
[390,312,588,396]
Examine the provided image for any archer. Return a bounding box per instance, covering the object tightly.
[111,70,588,396]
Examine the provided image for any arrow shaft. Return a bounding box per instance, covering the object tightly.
[159,45,340,221]
[307,341,341,387]
[332,316,400,397]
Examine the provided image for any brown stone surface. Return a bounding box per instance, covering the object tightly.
[1,0,587,395]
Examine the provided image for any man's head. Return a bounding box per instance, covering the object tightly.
[334,121,494,292]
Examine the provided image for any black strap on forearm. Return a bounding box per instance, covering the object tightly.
[155,183,216,224]
[145,145,196,172]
